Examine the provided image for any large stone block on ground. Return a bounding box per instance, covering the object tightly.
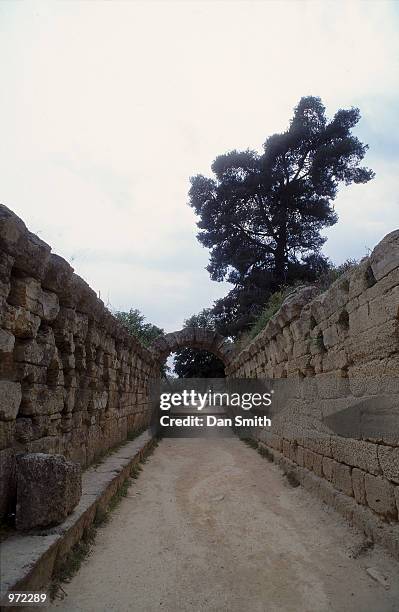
[16,453,82,530]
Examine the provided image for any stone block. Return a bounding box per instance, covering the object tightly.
[369,229,399,281]
[348,319,399,363]
[0,421,15,450]
[15,417,35,443]
[331,461,353,497]
[19,384,64,417]
[352,468,366,505]
[368,286,399,328]
[0,204,51,278]
[315,372,350,399]
[16,453,81,530]
[282,439,291,457]
[395,486,399,516]
[296,445,304,466]
[0,329,15,353]
[2,305,41,338]
[364,473,397,519]
[8,277,59,321]
[312,453,323,477]
[0,381,22,421]
[378,445,399,484]
[330,437,380,475]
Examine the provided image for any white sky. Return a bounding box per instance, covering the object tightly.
[1,0,398,332]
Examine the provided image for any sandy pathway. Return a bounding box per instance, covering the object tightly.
[50,437,399,612]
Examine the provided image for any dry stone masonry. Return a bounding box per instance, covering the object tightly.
[227,230,399,554]
[1,203,399,556]
[150,328,237,367]
[0,204,157,523]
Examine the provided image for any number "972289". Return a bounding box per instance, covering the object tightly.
[5,592,47,606]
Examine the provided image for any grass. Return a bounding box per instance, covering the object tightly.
[240,436,275,462]
[126,425,146,441]
[50,436,160,600]
[50,526,97,599]
[284,470,300,488]
[240,436,259,450]
[257,445,274,462]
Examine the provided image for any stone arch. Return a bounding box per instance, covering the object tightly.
[149,327,237,369]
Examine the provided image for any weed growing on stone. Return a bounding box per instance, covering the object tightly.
[50,526,96,599]
[108,478,131,513]
[257,445,274,462]
[240,437,259,450]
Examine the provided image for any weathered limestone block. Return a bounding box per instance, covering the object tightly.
[331,462,353,497]
[2,304,41,338]
[330,437,380,475]
[276,286,318,328]
[348,258,373,300]
[0,252,14,301]
[322,456,334,482]
[352,468,367,505]
[15,417,35,442]
[26,435,61,455]
[378,445,399,484]
[0,328,15,353]
[0,421,15,450]
[367,286,399,329]
[369,229,399,281]
[349,365,399,397]
[322,324,340,349]
[0,204,51,278]
[19,384,64,416]
[312,452,323,477]
[315,372,350,400]
[72,275,102,318]
[348,319,399,363]
[0,381,22,420]
[0,329,16,378]
[318,279,350,320]
[322,348,349,373]
[42,253,74,296]
[8,277,59,321]
[395,487,399,516]
[364,473,397,519]
[14,338,57,367]
[303,448,314,470]
[296,445,304,466]
[16,453,82,530]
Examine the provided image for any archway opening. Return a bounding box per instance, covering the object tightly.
[171,347,226,378]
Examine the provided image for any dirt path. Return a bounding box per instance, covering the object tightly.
[50,438,399,612]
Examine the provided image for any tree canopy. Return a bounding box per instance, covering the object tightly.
[189,96,374,337]
[114,308,163,346]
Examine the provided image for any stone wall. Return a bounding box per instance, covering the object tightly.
[227,230,399,534]
[0,205,157,521]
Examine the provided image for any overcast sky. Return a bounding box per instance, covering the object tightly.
[1,1,398,332]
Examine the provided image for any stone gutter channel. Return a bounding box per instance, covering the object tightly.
[0,430,155,603]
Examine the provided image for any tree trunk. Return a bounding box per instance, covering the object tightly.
[274,208,287,284]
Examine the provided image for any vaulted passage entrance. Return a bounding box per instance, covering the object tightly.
[149,327,237,370]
